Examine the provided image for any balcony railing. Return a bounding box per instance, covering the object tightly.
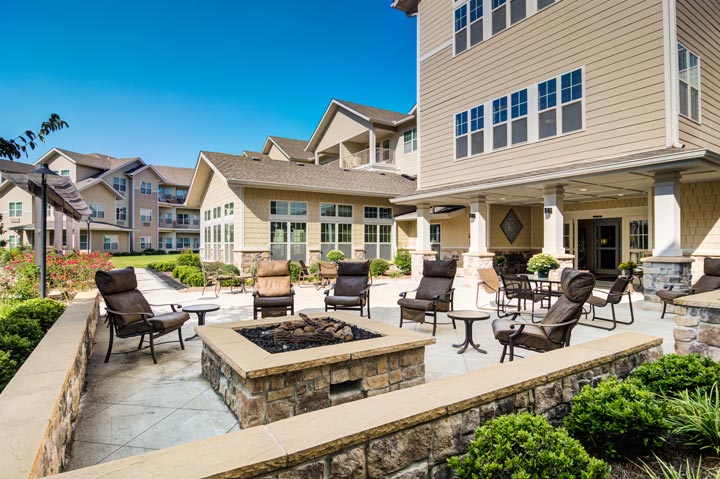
[158,195,187,205]
[344,148,394,169]
[159,219,200,229]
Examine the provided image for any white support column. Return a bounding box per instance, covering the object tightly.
[416,204,431,251]
[647,188,654,253]
[543,186,565,256]
[468,197,489,253]
[368,129,377,165]
[34,197,43,264]
[653,172,682,256]
[53,208,63,250]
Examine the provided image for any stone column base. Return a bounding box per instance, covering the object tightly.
[411,251,438,280]
[308,249,321,263]
[461,252,495,288]
[353,249,366,260]
[236,249,269,271]
[673,299,720,360]
[552,254,575,281]
[640,256,693,310]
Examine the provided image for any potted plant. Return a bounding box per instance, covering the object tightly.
[494,255,507,267]
[526,253,561,279]
[618,260,637,278]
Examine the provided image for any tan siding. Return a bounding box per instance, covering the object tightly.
[266,144,289,161]
[0,186,34,242]
[393,121,418,176]
[418,0,452,57]
[316,110,371,153]
[677,0,720,151]
[133,169,161,250]
[489,205,537,250]
[419,0,667,189]
[436,213,469,249]
[565,197,647,212]
[45,155,77,182]
[398,221,416,250]
[682,181,720,253]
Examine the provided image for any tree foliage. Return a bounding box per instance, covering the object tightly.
[0,114,69,160]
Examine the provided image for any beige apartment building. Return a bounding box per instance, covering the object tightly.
[390,0,720,289]
[187,101,422,266]
[0,148,199,253]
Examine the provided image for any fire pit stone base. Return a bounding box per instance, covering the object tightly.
[198,312,433,429]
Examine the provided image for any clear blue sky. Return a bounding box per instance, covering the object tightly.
[1,1,416,168]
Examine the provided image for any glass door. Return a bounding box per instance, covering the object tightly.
[594,219,621,277]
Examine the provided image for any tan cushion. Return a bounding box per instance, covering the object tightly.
[257,260,291,277]
[257,276,291,297]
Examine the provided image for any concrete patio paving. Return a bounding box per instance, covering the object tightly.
[66,268,675,470]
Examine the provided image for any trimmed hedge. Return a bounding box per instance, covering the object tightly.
[148,260,177,272]
[370,258,390,277]
[6,298,66,333]
[629,353,720,397]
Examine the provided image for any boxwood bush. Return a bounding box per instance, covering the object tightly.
[148,261,177,272]
[370,258,390,277]
[326,250,345,262]
[448,412,610,479]
[563,377,668,458]
[5,298,66,333]
[629,353,720,397]
[0,350,17,392]
[176,251,201,268]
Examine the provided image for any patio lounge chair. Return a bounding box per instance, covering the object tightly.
[95,266,190,364]
[656,257,720,318]
[319,261,338,287]
[476,268,503,310]
[580,276,634,330]
[324,260,371,318]
[492,268,595,362]
[201,261,249,296]
[297,260,317,287]
[252,260,295,319]
[398,259,457,336]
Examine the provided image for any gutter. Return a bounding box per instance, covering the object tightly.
[663,0,684,148]
[225,179,406,199]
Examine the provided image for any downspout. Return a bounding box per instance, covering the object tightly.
[663,0,684,148]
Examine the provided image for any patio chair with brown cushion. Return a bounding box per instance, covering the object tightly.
[95,266,190,364]
[318,261,338,287]
[581,276,634,331]
[324,260,371,318]
[476,268,503,311]
[656,257,720,318]
[492,269,595,362]
[499,273,549,322]
[398,259,457,336]
[252,260,295,319]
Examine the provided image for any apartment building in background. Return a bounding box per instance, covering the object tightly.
[390,0,720,285]
[0,148,199,253]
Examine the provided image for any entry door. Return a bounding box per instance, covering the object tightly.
[594,219,621,276]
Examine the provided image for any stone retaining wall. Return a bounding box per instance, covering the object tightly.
[46,332,662,479]
[0,291,99,479]
[674,292,720,360]
[641,257,693,309]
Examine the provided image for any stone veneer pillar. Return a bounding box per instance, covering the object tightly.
[673,293,720,360]
[461,253,495,288]
[411,251,438,280]
[640,256,694,310]
[551,253,576,280]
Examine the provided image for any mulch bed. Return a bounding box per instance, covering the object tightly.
[608,442,720,478]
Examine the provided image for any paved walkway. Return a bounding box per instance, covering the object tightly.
[66,268,675,470]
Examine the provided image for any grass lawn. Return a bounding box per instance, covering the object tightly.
[109,254,181,269]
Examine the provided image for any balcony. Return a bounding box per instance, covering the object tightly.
[344,148,394,169]
[158,219,200,230]
[158,195,187,205]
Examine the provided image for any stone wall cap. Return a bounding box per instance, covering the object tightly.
[641,256,694,263]
[411,250,437,255]
[462,252,495,258]
[555,254,575,260]
[674,290,720,309]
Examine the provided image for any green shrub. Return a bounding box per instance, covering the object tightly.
[370,258,390,277]
[176,251,201,268]
[666,384,720,455]
[183,272,205,287]
[148,261,177,272]
[564,377,668,458]
[630,354,720,397]
[0,316,43,343]
[0,350,18,392]
[640,456,718,479]
[309,262,319,274]
[6,299,66,333]
[448,412,610,479]
[326,250,345,262]
[0,334,37,364]
[394,249,412,275]
[289,262,301,282]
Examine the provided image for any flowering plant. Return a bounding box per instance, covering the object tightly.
[618,261,637,270]
[526,253,561,273]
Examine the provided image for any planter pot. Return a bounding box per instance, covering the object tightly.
[621,269,633,278]
[536,269,549,279]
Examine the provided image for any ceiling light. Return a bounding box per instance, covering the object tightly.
[579,188,587,192]
[618,193,624,196]
[500,197,507,201]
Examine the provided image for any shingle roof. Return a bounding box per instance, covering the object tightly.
[334,100,413,125]
[267,137,314,161]
[54,148,112,170]
[243,151,273,161]
[153,165,195,186]
[202,151,416,197]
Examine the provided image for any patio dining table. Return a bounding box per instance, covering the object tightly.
[525,274,563,307]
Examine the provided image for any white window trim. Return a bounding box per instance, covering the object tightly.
[363,205,393,224]
[678,42,702,124]
[269,200,308,221]
[269,221,308,261]
[492,96,510,151]
[510,88,529,145]
[403,128,418,153]
[140,208,153,223]
[140,181,153,195]
[452,65,585,162]
[90,202,105,219]
[454,111,470,160]
[453,0,550,57]
[8,201,22,217]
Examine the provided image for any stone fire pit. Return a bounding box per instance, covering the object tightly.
[197,311,435,428]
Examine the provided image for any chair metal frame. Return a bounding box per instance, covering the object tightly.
[580,276,634,331]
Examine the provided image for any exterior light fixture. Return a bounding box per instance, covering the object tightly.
[29,163,59,298]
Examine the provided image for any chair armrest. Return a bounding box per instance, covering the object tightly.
[150,303,182,311]
[399,288,418,299]
[105,308,154,319]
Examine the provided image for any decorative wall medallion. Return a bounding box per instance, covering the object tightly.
[500,209,523,244]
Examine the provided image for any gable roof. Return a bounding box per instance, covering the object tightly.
[263,136,314,162]
[153,165,194,186]
[242,151,273,161]
[306,99,415,151]
[199,151,416,197]
[49,148,113,170]
[391,0,419,15]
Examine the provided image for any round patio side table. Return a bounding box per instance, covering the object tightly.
[447,310,491,354]
[183,303,220,340]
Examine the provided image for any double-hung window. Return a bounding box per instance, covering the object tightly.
[511,89,528,145]
[538,78,558,139]
[90,202,105,219]
[224,202,234,216]
[140,208,152,224]
[538,0,555,9]
[103,235,119,251]
[492,0,507,35]
[364,206,393,261]
[678,44,700,122]
[469,0,483,46]
[320,203,353,259]
[470,105,485,155]
[113,177,126,193]
[270,201,308,261]
[510,0,526,25]
[140,236,152,250]
[403,128,418,153]
[140,181,152,195]
[454,4,468,54]
[8,202,22,217]
[116,206,127,222]
[560,68,583,133]
[492,97,508,149]
[455,111,469,159]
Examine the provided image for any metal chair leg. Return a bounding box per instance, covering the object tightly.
[178,329,185,350]
[149,334,157,364]
[104,323,114,363]
[138,334,144,350]
[661,301,667,319]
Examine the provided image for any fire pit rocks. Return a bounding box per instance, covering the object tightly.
[197,312,435,428]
